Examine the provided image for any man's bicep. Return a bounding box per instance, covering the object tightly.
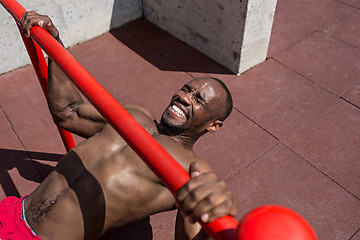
[62,103,154,138]
[57,103,106,138]
[77,103,105,122]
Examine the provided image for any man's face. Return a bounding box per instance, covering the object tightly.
[160,77,226,134]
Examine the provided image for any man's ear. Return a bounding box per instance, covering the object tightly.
[207,120,223,133]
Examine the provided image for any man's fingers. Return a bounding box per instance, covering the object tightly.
[189,162,201,177]
[20,11,59,39]
[176,162,237,224]
[38,20,44,27]
[180,179,218,215]
[187,182,233,222]
[201,198,237,223]
[177,171,217,204]
[177,162,206,203]
[189,194,237,224]
[20,11,39,37]
[20,12,27,25]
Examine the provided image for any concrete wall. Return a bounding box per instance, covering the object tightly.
[1,0,277,75]
[143,0,277,74]
[0,0,142,75]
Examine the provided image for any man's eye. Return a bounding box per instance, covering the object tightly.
[195,97,204,105]
[182,87,189,92]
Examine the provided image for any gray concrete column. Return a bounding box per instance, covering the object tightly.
[143,0,277,74]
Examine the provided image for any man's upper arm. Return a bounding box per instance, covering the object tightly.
[59,103,155,138]
[56,103,106,138]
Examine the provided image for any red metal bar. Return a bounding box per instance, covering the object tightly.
[14,13,76,151]
[17,29,76,151]
[0,0,239,239]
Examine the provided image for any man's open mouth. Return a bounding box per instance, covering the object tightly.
[170,104,186,118]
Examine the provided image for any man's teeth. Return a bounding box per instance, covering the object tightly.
[171,105,186,117]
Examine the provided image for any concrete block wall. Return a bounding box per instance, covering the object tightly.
[143,0,277,74]
[1,0,277,75]
[0,0,142,75]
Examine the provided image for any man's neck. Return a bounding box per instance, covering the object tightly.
[170,134,198,151]
[156,121,200,150]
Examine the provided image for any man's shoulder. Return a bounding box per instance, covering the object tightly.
[153,136,211,173]
[124,104,156,120]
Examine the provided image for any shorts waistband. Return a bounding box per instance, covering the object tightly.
[22,196,38,236]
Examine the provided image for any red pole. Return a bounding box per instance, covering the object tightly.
[5,0,76,152]
[16,26,76,152]
[0,0,239,239]
[17,28,76,152]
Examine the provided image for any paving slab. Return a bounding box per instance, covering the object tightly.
[150,211,177,234]
[226,143,360,240]
[0,127,42,199]
[152,219,176,240]
[227,59,338,140]
[110,27,184,73]
[324,13,360,49]
[0,106,11,132]
[194,109,278,180]
[284,99,360,199]
[163,44,237,82]
[0,85,44,198]
[338,0,360,9]
[0,66,48,125]
[275,0,358,30]
[351,230,360,240]
[274,32,360,96]
[120,19,185,56]
[0,65,67,155]
[267,10,316,57]
[344,82,360,108]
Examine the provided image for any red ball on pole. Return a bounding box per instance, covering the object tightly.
[236,205,317,240]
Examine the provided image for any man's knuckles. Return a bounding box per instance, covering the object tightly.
[207,200,236,221]
[22,11,50,28]
[187,172,218,188]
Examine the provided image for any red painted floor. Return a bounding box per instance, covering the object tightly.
[1,0,360,239]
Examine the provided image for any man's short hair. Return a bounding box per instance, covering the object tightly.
[210,77,233,121]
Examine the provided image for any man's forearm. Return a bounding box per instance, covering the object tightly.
[20,10,84,123]
[21,11,106,136]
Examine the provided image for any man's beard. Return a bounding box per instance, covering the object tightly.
[158,113,187,135]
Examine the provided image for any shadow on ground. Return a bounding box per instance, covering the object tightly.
[0,149,59,197]
[109,18,234,75]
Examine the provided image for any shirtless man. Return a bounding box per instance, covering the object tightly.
[0,11,236,240]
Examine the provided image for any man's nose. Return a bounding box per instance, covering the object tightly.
[179,92,191,106]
